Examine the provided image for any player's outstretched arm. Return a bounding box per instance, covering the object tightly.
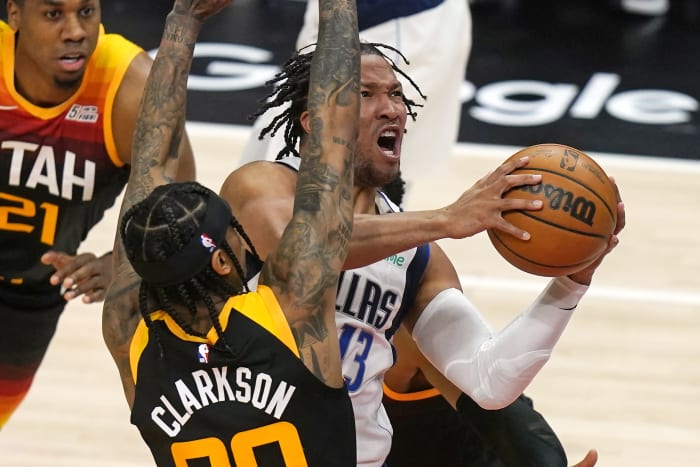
[258,0,360,387]
[112,50,197,183]
[102,0,231,407]
[223,155,544,271]
[343,155,544,268]
[404,240,600,409]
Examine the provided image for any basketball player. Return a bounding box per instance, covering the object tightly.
[383,325,599,467]
[222,40,625,466]
[0,0,195,428]
[102,0,359,465]
[379,174,597,467]
[238,0,470,188]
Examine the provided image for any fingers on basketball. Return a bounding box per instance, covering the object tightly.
[488,144,618,277]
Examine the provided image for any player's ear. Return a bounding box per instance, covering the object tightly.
[6,0,21,30]
[210,249,231,277]
[300,110,312,134]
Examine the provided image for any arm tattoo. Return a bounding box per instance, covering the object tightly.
[109,13,201,336]
[264,0,359,375]
[122,15,199,214]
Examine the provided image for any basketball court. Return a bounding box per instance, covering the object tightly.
[1,0,699,465]
[0,123,698,466]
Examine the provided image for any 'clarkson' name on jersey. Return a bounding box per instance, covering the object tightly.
[151,365,297,437]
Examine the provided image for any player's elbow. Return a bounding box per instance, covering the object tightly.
[449,351,552,410]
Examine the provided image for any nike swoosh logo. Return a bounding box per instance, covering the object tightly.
[0,105,18,110]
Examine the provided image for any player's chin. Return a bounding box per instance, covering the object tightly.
[54,72,84,90]
[356,164,397,189]
[376,154,400,178]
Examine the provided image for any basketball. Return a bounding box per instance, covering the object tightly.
[487,143,618,276]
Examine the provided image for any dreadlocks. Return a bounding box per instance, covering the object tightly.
[120,182,261,356]
[251,42,426,160]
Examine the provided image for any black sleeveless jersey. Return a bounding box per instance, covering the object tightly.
[383,387,503,467]
[130,286,356,467]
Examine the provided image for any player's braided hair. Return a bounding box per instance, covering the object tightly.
[120,182,260,358]
[251,42,426,160]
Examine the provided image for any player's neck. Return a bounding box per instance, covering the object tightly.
[181,307,216,336]
[352,186,378,214]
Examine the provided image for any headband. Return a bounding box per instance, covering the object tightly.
[129,193,233,287]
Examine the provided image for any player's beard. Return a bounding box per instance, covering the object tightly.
[54,73,84,91]
[354,159,399,189]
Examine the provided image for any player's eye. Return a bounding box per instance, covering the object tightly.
[80,7,96,18]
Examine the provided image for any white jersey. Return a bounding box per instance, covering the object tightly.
[274,156,431,466]
[335,201,430,466]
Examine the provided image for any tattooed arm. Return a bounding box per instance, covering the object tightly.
[102,0,231,407]
[258,0,360,388]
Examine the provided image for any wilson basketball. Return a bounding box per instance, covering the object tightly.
[487,143,618,276]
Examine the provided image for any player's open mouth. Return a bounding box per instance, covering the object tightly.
[378,129,399,157]
[59,55,86,72]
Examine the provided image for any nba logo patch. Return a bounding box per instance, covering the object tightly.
[197,343,209,363]
[200,233,216,252]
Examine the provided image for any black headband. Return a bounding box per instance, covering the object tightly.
[129,193,233,287]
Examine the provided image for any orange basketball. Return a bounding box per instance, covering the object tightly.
[487,143,618,276]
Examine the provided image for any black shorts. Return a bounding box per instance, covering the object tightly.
[0,282,66,366]
[0,284,66,425]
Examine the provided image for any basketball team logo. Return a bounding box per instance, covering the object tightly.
[560,149,579,172]
[197,343,209,363]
